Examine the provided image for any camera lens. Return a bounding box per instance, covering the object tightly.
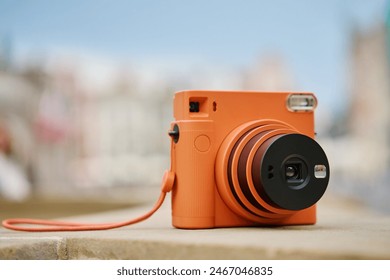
[216,121,330,223]
[285,165,299,179]
[252,134,329,210]
[226,132,329,212]
[283,159,306,186]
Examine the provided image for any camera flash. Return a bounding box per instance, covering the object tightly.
[314,164,327,179]
[287,94,317,112]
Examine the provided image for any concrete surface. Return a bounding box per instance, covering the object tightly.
[1,193,390,259]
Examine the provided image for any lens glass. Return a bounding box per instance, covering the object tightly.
[285,164,300,180]
[283,159,306,186]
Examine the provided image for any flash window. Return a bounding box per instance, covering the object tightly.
[287,94,317,112]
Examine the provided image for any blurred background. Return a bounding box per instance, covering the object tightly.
[0,0,389,217]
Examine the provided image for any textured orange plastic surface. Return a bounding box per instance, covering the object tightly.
[170,90,317,229]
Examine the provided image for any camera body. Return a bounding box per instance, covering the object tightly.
[169,90,329,229]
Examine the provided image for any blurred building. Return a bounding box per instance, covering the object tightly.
[0,47,175,200]
[242,54,296,91]
[324,12,390,212]
[36,58,173,195]
[347,22,390,179]
[0,35,12,71]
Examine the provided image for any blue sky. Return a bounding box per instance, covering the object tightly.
[0,0,388,110]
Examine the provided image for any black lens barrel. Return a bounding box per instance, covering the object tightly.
[254,134,330,210]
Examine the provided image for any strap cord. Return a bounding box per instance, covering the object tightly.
[2,170,175,232]
[2,128,177,232]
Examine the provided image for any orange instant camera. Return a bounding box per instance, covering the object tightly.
[168,90,329,229]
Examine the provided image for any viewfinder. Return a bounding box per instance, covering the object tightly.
[287,94,317,112]
[189,97,209,117]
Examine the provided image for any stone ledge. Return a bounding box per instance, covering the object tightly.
[0,237,67,259]
[1,193,390,259]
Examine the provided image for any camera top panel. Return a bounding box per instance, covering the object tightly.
[173,90,316,122]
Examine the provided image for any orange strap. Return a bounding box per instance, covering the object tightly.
[2,170,175,232]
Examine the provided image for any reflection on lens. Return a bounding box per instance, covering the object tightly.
[285,165,298,179]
